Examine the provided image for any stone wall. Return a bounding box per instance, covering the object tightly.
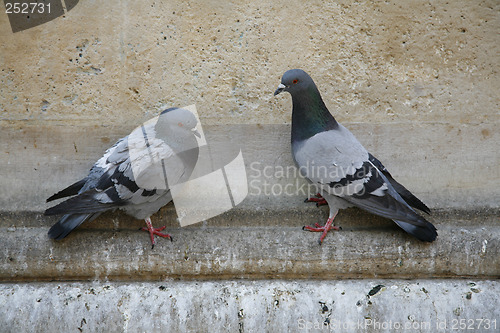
[1,1,498,126]
[1,1,499,332]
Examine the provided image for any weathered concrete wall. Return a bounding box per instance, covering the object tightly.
[1,280,499,333]
[0,0,499,331]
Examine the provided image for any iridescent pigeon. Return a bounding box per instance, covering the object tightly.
[274,69,437,243]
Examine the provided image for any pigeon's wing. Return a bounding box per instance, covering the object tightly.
[293,125,371,197]
[341,165,432,228]
[45,136,128,203]
[343,171,437,242]
[367,153,430,214]
[46,178,87,202]
[294,127,436,241]
[47,213,101,240]
[45,126,179,216]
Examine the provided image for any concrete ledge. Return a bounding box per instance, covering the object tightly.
[1,208,498,282]
[2,280,499,332]
[1,122,498,280]
[1,122,499,211]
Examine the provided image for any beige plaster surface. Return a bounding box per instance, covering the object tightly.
[0,0,498,126]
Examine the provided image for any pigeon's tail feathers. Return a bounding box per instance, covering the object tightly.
[45,190,120,216]
[345,194,428,227]
[345,193,438,241]
[48,213,100,239]
[393,219,437,242]
[384,176,430,214]
[367,153,430,214]
[46,179,87,202]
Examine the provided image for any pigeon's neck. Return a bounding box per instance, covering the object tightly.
[291,85,338,143]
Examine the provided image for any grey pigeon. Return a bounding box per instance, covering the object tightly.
[274,69,437,243]
[45,107,201,248]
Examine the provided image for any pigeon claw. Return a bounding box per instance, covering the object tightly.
[142,218,172,249]
[304,193,328,207]
[303,216,340,244]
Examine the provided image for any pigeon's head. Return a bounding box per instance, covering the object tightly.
[274,69,315,96]
[157,107,201,138]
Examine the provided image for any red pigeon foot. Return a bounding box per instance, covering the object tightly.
[303,213,340,244]
[141,217,172,249]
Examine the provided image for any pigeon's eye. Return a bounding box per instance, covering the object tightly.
[178,122,183,127]
[292,79,299,84]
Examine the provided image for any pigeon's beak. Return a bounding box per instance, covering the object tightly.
[192,128,201,138]
[274,83,287,96]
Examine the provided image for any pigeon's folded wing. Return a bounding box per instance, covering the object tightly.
[294,128,432,229]
[45,132,177,215]
[367,153,430,214]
